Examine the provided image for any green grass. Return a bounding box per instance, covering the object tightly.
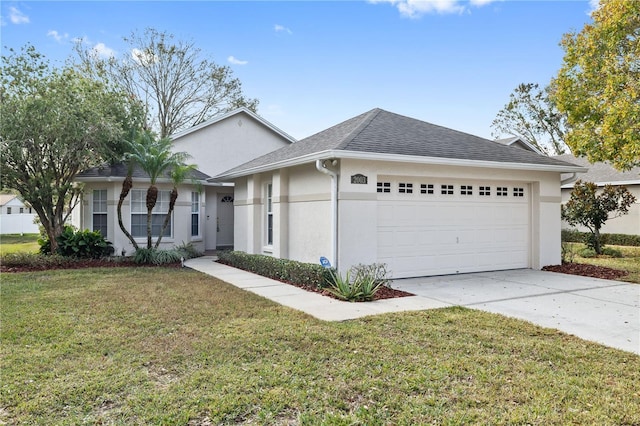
[566,243,640,284]
[0,233,39,255]
[2,268,639,425]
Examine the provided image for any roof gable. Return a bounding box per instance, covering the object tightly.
[215,108,582,179]
[170,107,296,144]
[76,163,210,182]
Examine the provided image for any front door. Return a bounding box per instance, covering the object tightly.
[216,194,234,248]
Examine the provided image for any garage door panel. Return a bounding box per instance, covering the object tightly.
[377,180,530,278]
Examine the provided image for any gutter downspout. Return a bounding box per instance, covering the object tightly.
[315,159,338,269]
[561,172,577,186]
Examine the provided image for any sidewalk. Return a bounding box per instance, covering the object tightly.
[184,256,450,321]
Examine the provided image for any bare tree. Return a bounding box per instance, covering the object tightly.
[491,83,568,156]
[76,28,258,138]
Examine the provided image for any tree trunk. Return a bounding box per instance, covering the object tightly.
[593,227,602,255]
[146,185,158,249]
[117,175,138,252]
[155,186,178,249]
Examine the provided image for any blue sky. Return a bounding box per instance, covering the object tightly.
[1,1,595,140]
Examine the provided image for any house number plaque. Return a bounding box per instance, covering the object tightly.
[351,174,368,185]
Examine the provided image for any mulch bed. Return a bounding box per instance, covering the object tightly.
[542,263,629,280]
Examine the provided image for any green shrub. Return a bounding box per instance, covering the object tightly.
[562,229,640,247]
[561,241,577,264]
[133,244,202,265]
[1,252,73,269]
[217,251,333,290]
[324,266,386,302]
[601,247,623,258]
[579,247,597,258]
[39,226,113,259]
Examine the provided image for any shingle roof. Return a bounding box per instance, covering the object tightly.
[0,194,18,206]
[214,108,581,179]
[76,163,210,181]
[554,154,640,187]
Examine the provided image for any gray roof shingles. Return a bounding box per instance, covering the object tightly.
[216,108,579,178]
[554,154,640,185]
[76,163,210,181]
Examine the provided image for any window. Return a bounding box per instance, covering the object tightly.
[92,189,108,236]
[497,187,508,197]
[19,207,24,214]
[266,184,273,246]
[131,189,171,238]
[513,187,524,197]
[191,192,200,237]
[399,183,413,194]
[479,186,491,196]
[6,207,11,215]
[441,184,454,195]
[420,184,434,194]
[377,182,391,193]
[461,185,473,195]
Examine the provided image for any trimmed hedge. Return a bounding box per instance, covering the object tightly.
[562,229,640,247]
[217,251,334,290]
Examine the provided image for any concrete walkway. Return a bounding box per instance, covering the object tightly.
[185,257,639,355]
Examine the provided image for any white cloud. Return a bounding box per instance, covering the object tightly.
[131,48,156,65]
[228,56,248,65]
[274,24,292,35]
[47,30,69,43]
[92,43,116,58]
[369,0,497,17]
[588,0,601,15]
[9,6,29,24]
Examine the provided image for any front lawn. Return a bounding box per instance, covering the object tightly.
[0,233,39,255]
[566,243,640,284]
[2,268,639,424]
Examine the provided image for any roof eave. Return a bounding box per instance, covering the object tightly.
[561,179,640,189]
[211,150,588,181]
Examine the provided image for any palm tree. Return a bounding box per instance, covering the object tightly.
[154,163,198,248]
[125,130,191,249]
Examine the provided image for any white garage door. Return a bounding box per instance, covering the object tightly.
[377,179,530,278]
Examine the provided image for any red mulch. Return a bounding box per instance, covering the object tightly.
[542,263,628,280]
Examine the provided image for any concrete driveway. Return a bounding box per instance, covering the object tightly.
[392,269,640,355]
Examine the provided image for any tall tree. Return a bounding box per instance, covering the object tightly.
[491,83,568,156]
[76,27,259,138]
[124,131,191,249]
[552,0,640,170]
[0,45,143,252]
[562,180,636,255]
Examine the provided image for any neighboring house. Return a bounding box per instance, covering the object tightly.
[495,136,544,155]
[0,193,39,235]
[212,108,584,279]
[74,107,294,255]
[554,154,640,236]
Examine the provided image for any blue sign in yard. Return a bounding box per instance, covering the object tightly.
[319,256,332,269]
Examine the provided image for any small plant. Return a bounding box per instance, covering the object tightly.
[561,242,577,264]
[133,244,202,265]
[579,247,597,258]
[601,247,622,258]
[39,226,113,259]
[325,263,388,302]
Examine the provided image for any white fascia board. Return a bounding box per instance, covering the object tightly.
[561,179,640,189]
[74,177,211,186]
[170,107,297,144]
[211,149,588,181]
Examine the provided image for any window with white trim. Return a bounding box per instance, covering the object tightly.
[399,183,413,194]
[460,185,473,195]
[377,182,391,193]
[19,207,24,214]
[131,189,172,238]
[441,184,454,195]
[266,184,273,246]
[497,187,508,197]
[420,184,434,194]
[6,207,11,215]
[92,189,108,236]
[479,186,491,196]
[191,192,200,237]
[513,187,524,197]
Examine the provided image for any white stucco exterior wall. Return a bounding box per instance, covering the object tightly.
[171,111,292,178]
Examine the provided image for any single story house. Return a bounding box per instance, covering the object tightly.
[212,108,584,279]
[554,154,640,236]
[0,193,39,235]
[74,108,294,255]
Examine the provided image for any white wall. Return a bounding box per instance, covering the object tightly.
[79,181,206,255]
[561,185,640,236]
[171,110,292,178]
